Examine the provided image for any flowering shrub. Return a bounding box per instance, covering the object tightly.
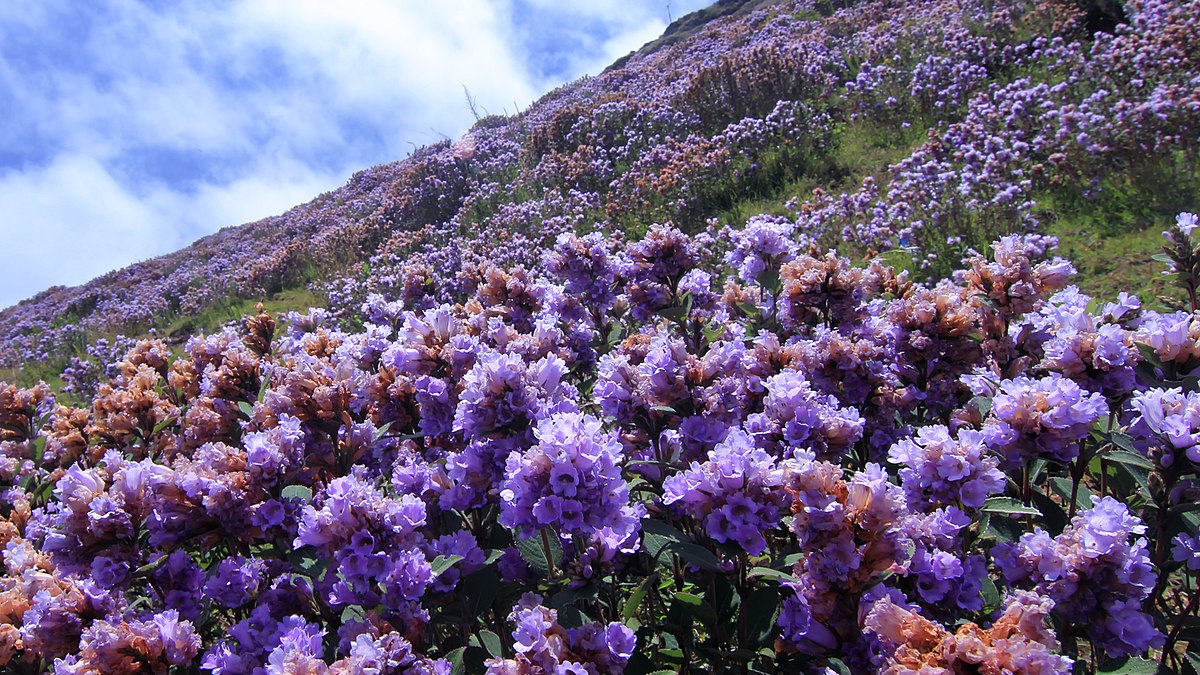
[0,0,1198,672]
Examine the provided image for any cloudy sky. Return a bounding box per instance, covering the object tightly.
[0,0,711,309]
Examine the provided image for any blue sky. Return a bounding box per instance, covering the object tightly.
[0,0,711,309]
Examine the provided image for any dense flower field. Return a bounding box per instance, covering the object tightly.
[1,0,1199,672]
[7,218,1200,673]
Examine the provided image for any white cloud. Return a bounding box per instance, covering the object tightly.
[0,153,342,308]
[0,0,715,310]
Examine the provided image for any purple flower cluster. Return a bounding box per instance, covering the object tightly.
[1129,387,1200,467]
[979,373,1107,469]
[0,0,1195,668]
[663,428,787,555]
[994,497,1163,658]
[543,232,624,323]
[499,412,643,548]
[747,369,864,461]
[294,472,431,616]
[888,425,1005,511]
[725,214,799,285]
[780,460,908,654]
[863,591,1073,673]
[486,594,635,675]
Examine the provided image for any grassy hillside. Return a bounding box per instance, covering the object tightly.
[0,0,1198,672]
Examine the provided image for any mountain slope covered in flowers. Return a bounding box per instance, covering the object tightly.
[0,0,1199,672]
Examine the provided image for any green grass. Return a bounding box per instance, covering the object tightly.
[1049,214,1175,308]
[1042,156,1200,307]
[163,287,325,344]
[0,286,326,392]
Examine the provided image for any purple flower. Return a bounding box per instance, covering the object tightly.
[725,214,798,285]
[888,425,1004,510]
[499,412,643,548]
[980,373,1106,469]
[993,497,1162,658]
[663,428,787,555]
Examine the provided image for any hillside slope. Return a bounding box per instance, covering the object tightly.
[3,0,1195,378]
[0,1,1198,671]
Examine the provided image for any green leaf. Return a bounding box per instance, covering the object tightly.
[640,519,723,572]
[237,401,255,419]
[971,395,992,419]
[31,435,46,465]
[674,592,716,624]
[470,630,502,659]
[515,528,562,577]
[339,605,366,624]
[781,552,805,567]
[1049,477,1093,510]
[1115,459,1153,500]
[623,574,657,622]
[461,567,501,617]
[747,566,794,582]
[149,416,177,437]
[642,519,689,562]
[373,420,394,441]
[980,578,1000,610]
[825,658,854,675]
[446,646,467,675]
[981,496,1041,517]
[755,266,782,293]
[1030,490,1069,535]
[1106,430,1139,454]
[1096,656,1163,674]
[740,586,779,649]
[673,541,723,572]
[281,484,313,503]
[288,547,328,580]
[132,553,172,579]
[1101,449,1157,471]
[430,554,464,577]
[735,301,761,317]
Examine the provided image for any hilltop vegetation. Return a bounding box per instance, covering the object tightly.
[0,0,1198,672]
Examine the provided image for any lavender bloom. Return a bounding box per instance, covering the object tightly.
[725,214,799,285]
[1173,533,1200,571]
[1179,212,1199,237]
[454,350,579,444]
[662,428,787,555]
[428,530,486,593]
[294,472,430,614]
[863,591,1072,673]
[150,550,206,621]
[888,425,1005,511]
[779,460,909,654]
[900,507,987,611]
[486,594,634,674]
[329,631,450,674]
[52,609,201,674]
[544,231,622,321]
[205,556,268,609]
[264,616,326,674]
[622,224,698,322]
[1129,387,1200,467]
[980,373,1106,469]
[747,369,864,461]
[1134,310,1200,381]
[499,412,643,548]
[993,497,1163,658]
